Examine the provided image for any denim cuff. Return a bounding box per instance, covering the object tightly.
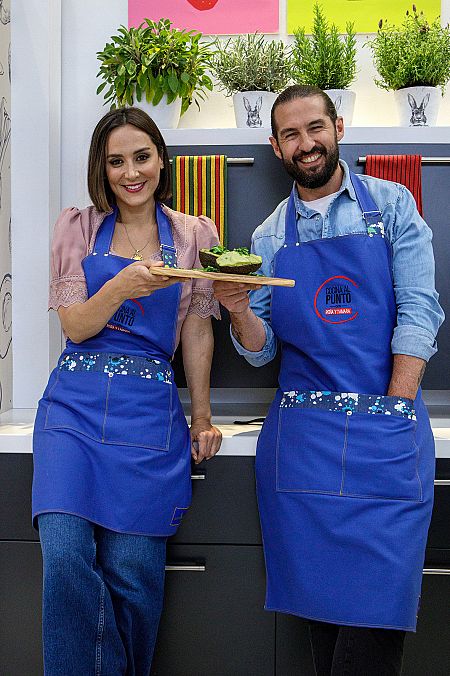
[391,324,438,362]
[230,319,277,367]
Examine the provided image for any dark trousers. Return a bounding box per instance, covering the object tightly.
[308,620,406,676]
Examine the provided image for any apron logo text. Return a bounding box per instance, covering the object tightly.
[314,275,359,324]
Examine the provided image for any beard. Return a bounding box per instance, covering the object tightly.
[281,140,340,190]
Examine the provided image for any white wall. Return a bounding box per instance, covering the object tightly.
[60,0,450,209]
[0,0,11,412]
[11,0,450,408]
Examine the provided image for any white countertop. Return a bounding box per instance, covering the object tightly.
[1,409,450,458]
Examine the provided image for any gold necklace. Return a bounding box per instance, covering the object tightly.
[121,222,153,261]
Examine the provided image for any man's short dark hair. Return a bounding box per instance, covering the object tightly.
[88,107,171,213]
[271,85,338,138]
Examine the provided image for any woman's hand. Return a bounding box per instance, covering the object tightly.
[113,260,188,303]
[212,280,261,314]
[190,417,222,465]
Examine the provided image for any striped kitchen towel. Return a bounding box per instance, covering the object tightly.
[172,155,228,246]
[365,154,423,216]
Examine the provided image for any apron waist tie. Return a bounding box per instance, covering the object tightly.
[280,390,416,420]
[58,352,173,384]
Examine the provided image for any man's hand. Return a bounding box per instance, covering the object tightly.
[212,280,260,314]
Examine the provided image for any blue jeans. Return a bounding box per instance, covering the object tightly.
[38,513,167,676]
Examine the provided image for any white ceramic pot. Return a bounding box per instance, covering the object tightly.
[134,94,182,129]
[324,89,356,126]
[393,86,441,127]
[233,91,277,129]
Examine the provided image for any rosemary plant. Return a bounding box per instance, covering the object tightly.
[291,3,357,90]
[211,33,291,97]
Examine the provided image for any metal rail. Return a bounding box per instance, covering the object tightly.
[169,157,254,165]
[358,156,450,164]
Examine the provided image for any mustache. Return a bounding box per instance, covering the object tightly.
[293,147,325,162]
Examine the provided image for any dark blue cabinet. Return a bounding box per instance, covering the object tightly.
[0,454,449,675]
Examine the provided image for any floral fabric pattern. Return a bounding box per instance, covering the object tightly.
[58,352,173,384]
[280,390,416,420]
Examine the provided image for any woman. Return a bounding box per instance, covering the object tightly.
[32,107,222,675]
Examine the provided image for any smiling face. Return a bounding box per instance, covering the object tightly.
[270,95,344,197]
[105,124,164,213]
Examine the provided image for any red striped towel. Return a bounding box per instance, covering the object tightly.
[172,155,228,246]
[365,155,423,216]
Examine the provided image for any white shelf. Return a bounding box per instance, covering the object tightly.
[164,127,450,146]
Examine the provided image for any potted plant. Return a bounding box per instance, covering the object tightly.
[96,18,214,129]
[290,3,357,124]
[211,33,291,128]
[367,5,450,126]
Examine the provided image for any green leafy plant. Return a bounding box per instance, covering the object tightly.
[96,18,214,115]
[291,3,357,90]
[211,33,291,97]
[367,6,450,93]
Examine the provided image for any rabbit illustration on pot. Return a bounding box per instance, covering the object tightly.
[407,92,430,126]
[333,95,342,112]
[243,96,263,127]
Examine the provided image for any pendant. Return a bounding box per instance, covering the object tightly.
[132,252,143,261]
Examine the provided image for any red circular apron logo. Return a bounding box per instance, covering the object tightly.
[314,275,359,324]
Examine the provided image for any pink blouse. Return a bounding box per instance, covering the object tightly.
[49,204,221,349]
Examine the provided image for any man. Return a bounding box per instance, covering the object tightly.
[213,85,444,676]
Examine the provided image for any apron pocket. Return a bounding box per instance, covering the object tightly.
[344,412,421,501]
[44,370,108,441]
[276,408,347,494]
[102,374,172,451]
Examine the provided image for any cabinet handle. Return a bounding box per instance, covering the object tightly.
[434,479,450,486]
[191,473,206,480]
[165,564,206,572]
[423,568,450,576]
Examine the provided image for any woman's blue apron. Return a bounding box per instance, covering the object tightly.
[256,174,435,631]
[32,204,192,536]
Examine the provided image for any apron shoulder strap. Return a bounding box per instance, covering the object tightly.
[350,173,385,235]
[284,187,300,246]
[93,208,118,255]
[157,203,178,268]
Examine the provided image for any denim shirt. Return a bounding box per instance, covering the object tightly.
[232,160,445,366]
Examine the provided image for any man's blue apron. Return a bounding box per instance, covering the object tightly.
[256,174,435,631]
[32,204,191,536]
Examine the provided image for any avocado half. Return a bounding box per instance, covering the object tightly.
[199,247,262,274]
[199,247,225,268]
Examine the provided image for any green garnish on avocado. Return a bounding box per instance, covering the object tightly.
[199,247,262,274]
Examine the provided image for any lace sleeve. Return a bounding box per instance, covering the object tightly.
[49,276,88,311]
[187,288,221,320]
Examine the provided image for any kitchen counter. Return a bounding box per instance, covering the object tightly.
[1,408,450,458]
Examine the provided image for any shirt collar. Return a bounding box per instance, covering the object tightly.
[293,159,357,216]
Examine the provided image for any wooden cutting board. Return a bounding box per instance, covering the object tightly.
[149,267,295,287]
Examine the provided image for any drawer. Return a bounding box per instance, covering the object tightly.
[0,454,37,541]
[172,456,262,545]
[427,459,450,549]
[0,541,43,675]
[403,561,450,676]
[0,455,261,545]
[152,544,274,676]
